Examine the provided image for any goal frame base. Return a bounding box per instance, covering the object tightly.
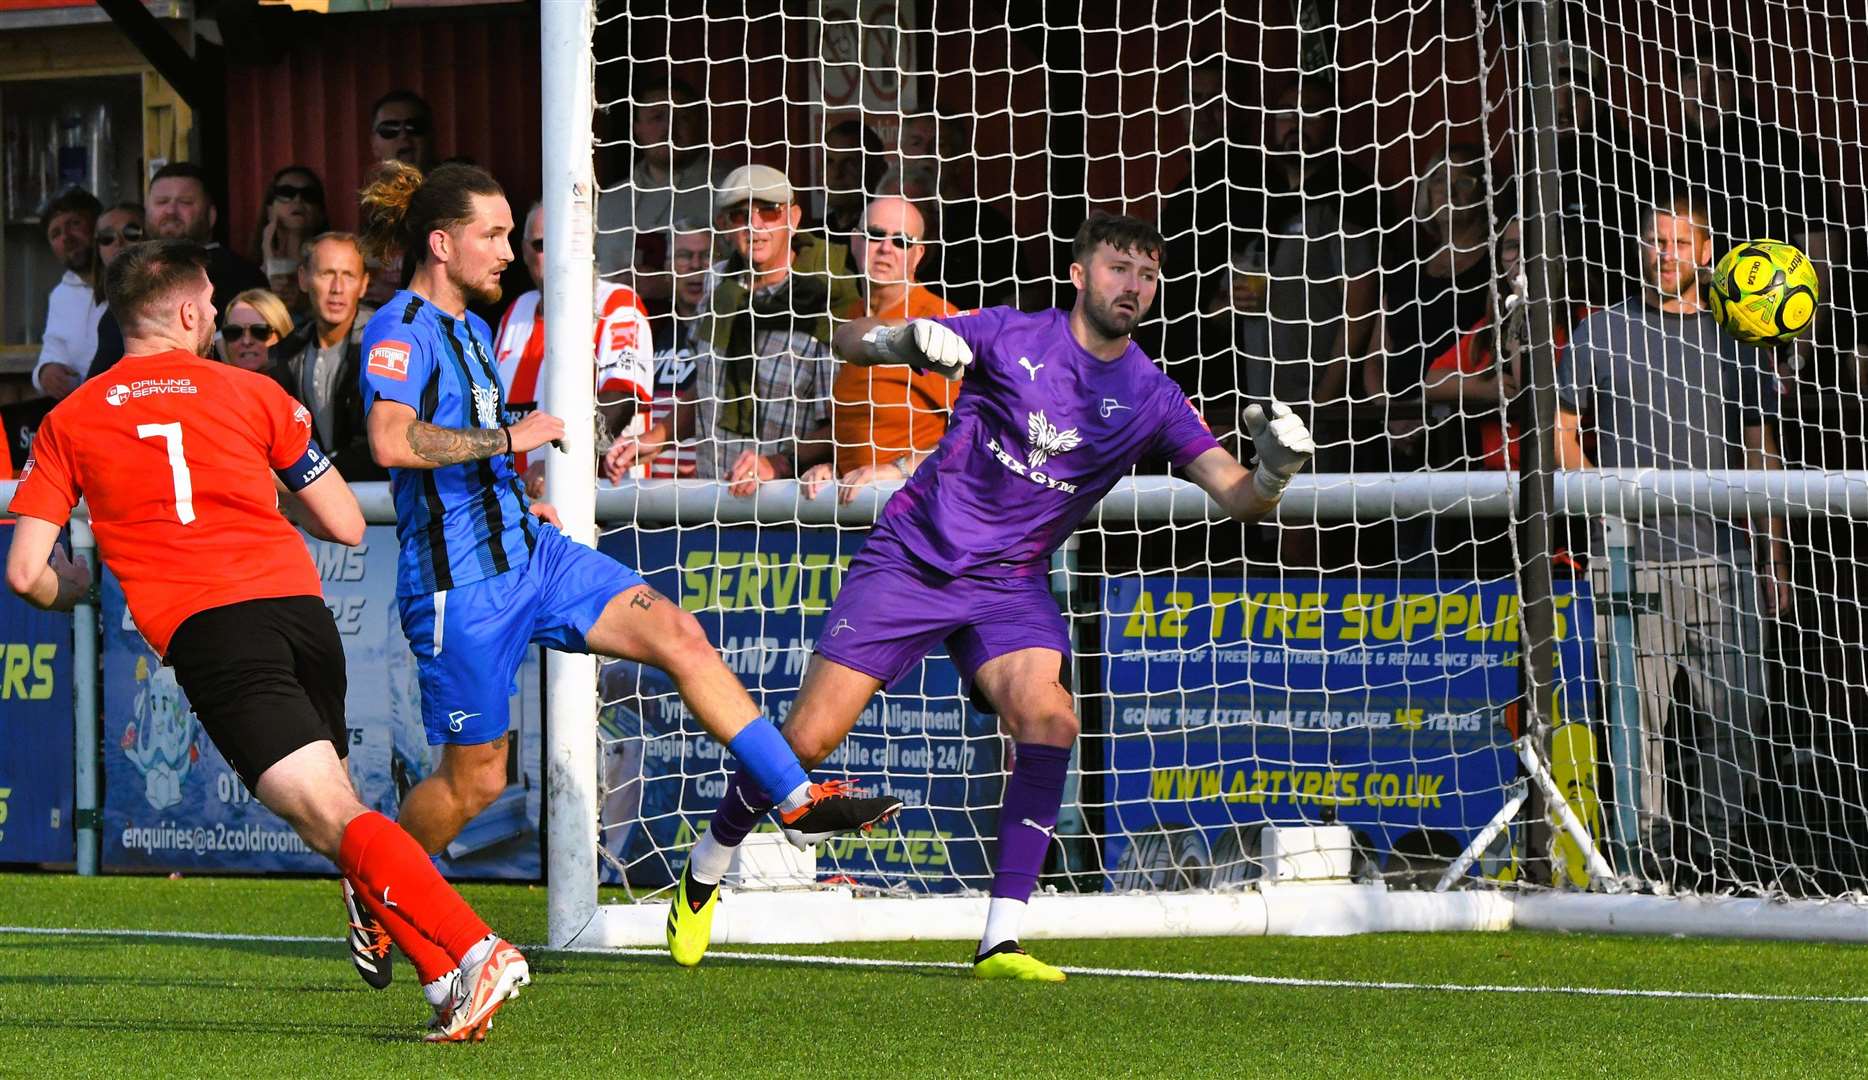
[568,884,1515,948]
[561,886,1868,949]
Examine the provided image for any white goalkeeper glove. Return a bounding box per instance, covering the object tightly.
[1243,400,1315,502]
[864,319,973,381]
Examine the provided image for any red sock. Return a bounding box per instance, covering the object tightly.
[348,874,458,984]
[338,811,492,964]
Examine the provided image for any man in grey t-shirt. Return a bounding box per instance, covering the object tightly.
[1555,188,1786,889]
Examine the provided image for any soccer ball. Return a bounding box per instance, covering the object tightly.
[1708,239,1820,346]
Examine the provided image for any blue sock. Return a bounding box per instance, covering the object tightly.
[725,718,809,807]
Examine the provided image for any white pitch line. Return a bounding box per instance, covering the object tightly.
[7,926,1868,1005]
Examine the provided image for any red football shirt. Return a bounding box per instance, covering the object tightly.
[9,350,325,657]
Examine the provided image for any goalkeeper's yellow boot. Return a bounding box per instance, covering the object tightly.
[972,941,1066,982]
[667,869,719,968]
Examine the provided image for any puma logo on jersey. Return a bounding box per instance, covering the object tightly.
[828,619,855,637]
[368,342,412,381]
[1100,398,1130,418]
[1017,357,1044,381]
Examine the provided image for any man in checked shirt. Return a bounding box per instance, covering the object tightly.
[604,164,858,485]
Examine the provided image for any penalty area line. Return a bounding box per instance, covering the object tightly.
[8,926,1867,1005]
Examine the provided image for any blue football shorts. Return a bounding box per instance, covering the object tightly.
[396,525,645,746]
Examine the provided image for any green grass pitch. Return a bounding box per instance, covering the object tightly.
[2,873,1866,1078]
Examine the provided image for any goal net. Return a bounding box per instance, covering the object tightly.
[539,0,1868,946]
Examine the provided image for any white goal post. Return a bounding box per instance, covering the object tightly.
[538,0,1868,949]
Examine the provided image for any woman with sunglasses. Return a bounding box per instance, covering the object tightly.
[217,288,294,376]
[253,166,328,313]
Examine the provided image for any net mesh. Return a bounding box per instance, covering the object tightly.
[576,0,1868,908]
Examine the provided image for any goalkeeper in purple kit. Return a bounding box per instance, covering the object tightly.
[666,213,1316,979]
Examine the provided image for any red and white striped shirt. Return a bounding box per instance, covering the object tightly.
[493,281,655,475]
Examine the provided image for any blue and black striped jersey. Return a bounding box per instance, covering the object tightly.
[360,290,535,598]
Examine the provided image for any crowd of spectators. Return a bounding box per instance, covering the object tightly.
[14,38,1851,517]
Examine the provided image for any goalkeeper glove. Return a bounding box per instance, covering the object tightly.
[864,319,973,381]
[1243,400,1315,502]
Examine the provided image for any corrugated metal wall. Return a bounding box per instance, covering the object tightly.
[216,0,1867,263]
[223,6,541,262]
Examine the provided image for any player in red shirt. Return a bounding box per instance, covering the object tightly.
[3,240,524,1043]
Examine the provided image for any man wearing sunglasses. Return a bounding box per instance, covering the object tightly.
[369,89,436,171]
[604,164,859,484]
[785,196,960,504]
[364,90,437,310]
[33,186,104,401]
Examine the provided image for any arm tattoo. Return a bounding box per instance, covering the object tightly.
[405,420,507,466]
[629,587,666,611]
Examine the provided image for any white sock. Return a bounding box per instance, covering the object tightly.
[688,830,737,886]
[423,969,460,1008]
[978,897,1027,956]
[459,933,496,972]
[777,780,812,813]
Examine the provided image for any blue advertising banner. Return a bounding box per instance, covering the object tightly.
[101,526,543,879]
[596,526,1001,893]
[0,524,75,864]
[1100,576,1596,883]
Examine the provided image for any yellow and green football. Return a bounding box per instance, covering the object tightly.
[1708,239,1820,346]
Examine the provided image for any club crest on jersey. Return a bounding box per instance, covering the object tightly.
[1025,410,1082,469]
[983,410,1081,494]
[368,342,412,381]
[471,383,502,429]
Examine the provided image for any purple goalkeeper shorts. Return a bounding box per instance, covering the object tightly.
[815,532,1070,703]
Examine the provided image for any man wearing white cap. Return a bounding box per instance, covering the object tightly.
[604,163,859,485]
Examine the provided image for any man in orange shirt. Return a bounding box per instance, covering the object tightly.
[3,240,527,1042]
[788,195,959,502]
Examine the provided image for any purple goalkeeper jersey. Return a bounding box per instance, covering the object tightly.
[872,306,1219,577]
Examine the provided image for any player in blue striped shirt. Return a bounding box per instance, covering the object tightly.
[351,161,898,1006]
